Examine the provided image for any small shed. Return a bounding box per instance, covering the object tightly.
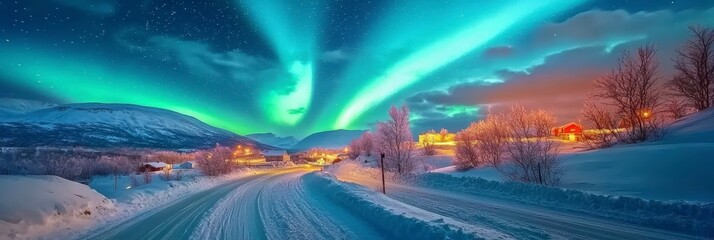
[263,150,289,162]
[552,122,583,141]
[139,162,167,172]
[174,161,194,169]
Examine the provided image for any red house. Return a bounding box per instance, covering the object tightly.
[552,122,583,142]
[138,162,167,172]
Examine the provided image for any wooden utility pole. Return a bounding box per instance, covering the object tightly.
[537,163,543,185]
[380,153,386,194]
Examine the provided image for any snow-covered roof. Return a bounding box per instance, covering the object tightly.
[144,162,167,168]
[262,150,287,157]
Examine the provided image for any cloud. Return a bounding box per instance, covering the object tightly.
[115,29,299,89]
[408,46,614,124]
[403,6,714,131]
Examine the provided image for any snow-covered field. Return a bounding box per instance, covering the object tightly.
[0,175,114,239]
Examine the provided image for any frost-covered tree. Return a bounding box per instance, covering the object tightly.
[349,131,375,158]
[454,126,480,170]
[195,145,235,176]
[422,129,437,156]
[376,105,415,175]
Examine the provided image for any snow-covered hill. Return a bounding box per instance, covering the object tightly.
[0,100,271,150]
[432,108,714,202]
[245,133,297,149]
[0,98,57,117]
[292,129,365,150]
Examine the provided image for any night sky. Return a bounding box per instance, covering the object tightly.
[1,0,713,137]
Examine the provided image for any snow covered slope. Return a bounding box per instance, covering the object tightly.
[434,108,714,202]
[0,98,56,117]
[0,175,115,239]
[292,129,365,150]
[0,101,271,150]
[559,108,714,201]
[245,133,297,149]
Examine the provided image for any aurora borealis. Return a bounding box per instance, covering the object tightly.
[1,0,713,137]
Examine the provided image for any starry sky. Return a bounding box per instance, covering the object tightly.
[1,0,713,137]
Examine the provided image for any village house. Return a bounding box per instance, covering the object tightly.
[418,132,456,145]
[262,150,290,162]
[138,162,168,172]
[552,122,584,142]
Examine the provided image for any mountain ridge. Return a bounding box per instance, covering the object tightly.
[0,100,274,150]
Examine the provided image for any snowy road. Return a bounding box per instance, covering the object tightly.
[81,165,705,240]
[85,167,385,240]
[336,173,706,240]
[386,184,703,240]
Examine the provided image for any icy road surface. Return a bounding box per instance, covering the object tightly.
[84,167,385,240]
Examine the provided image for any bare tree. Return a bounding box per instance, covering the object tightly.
[129,173,141,187]
[422,129,437,156]
[349,132,374,159]
[360,132,374,157]
[161,167,172,181]
[592,45,664,143]
[195,145,235,176]
[500,105,563,186]
[478,113,507,167]
[439,128,449,142]
[668,26,714,111]
[376,105,415,175]
[454,125,480,170]
[663,98,690,120]
[582,95,621,149]
[348,139,362,159]
[142,169,153,184]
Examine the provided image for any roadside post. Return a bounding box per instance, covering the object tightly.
[380,153,386,194]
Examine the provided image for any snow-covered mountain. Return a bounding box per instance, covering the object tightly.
[0,98,57,117]
[245,133,297,149]
[292,129,366,150]
[0,100,272,150]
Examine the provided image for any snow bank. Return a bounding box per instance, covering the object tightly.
[414,154,454,172]
[0,175,115,239]
[414,173,714,237]
[90,169,257,211]
[430,166,502,182]
[303,172,511,240]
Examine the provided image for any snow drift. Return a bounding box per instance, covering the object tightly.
[0,175,115,239]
